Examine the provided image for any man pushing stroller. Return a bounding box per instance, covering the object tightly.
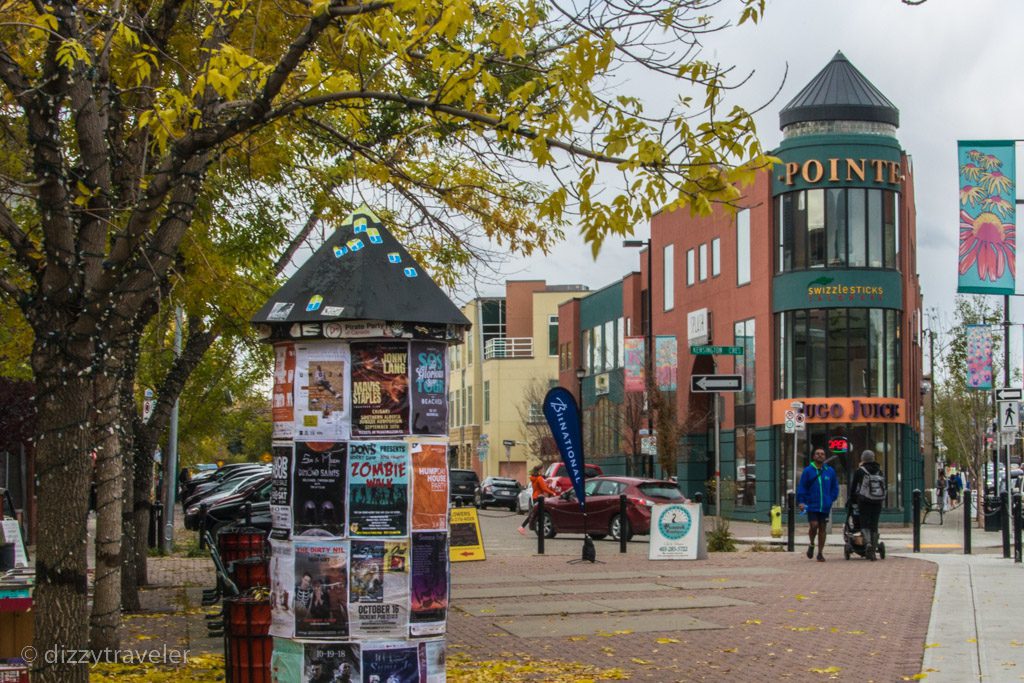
[847,450,886,561]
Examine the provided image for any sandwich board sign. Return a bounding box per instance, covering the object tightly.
[648,503,707,560]
[449,507,486,562]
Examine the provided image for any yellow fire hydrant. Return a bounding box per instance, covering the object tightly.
[770,505,783,538]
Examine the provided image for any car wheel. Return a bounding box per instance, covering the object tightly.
[878,542,886,560]
[508,503,517,512]
[516,499,525,514]
[473,496,481,509]
[542,513,557,538]
[609,514,632,542]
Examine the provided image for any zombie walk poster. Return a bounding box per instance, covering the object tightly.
[409,342,447,435]
[348,441,409,536]
[410,442,448,531]
[361,642,421,683]
[269,539,295,638]
[351,342,410,437]
[293,540,349,638]
[272,343,296,439]
[349,539,410,640]
[409,532,448,637]
[271,443,293,533]
[295,343,351,441]
[293,442,347,537]
[304,643,361,683]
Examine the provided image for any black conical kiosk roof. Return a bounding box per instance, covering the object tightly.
[253,206,470,337]
[779,51,899,129]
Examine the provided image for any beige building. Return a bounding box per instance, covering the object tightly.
[448,281,588,483]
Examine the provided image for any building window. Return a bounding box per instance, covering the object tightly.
[449,391,457,427]
[737,208,751,285]
[582,329,592,374]
[735,426,756,507]
[548,315,558,356]
[527,403,544,423]
[466,327,473,365]
[480,299,506,346]
[734,319,756,407]
[466,385,473,425]
[483,381,490,423]
[699,243,708,281]
[778,308,901,398]
[686,248,695,286]
[617,317,625,368]
[777,188,900,273]
[711,238,721,277]
[664,244,675,310]
[603,320,614,370]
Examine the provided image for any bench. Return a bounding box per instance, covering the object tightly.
[920,496,944,525]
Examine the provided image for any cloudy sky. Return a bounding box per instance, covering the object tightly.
[462,0,1024,346]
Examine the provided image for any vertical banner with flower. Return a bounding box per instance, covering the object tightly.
[624,337,645,392]
[965,325,994,390]
[958,141,1016,295]
[655,335,678,391]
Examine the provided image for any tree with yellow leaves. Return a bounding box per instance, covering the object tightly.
[0,0,773,678]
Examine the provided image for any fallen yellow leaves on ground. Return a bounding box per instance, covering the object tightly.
[91,654,225,683]
[449,654,630,682]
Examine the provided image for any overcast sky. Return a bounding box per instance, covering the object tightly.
[459,0,1024,350]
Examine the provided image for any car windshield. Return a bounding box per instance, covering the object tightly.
[451,471,479,483]
[638,483,685,500]
[489,478,519,488]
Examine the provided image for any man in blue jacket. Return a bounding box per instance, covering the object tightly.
[797,447,839,562]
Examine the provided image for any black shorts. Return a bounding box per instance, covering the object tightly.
[806,511,830,523]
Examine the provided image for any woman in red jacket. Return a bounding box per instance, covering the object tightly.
[518,465,559,535]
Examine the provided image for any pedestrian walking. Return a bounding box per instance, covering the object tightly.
[518,465,559,535]
[936,468,947,511]
[849,450,885,561]
[797,447,839,562]
[947,470,962,508]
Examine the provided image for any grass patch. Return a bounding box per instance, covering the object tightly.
[749,541,784,552]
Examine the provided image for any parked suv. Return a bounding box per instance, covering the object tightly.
[544,462,603,493]
[474,477,522,510]
[450,469,480,507]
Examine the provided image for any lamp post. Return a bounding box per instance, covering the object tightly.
[624,238,654,477]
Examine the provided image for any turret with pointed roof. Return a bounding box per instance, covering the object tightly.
[779,51,899,131]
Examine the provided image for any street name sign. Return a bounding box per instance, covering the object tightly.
[690,374,743,393]
[995,387,1023,401]
[690,345,743,356]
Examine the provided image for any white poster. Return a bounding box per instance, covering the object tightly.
[270,539,295,637]
[648,503,707,560]
[0,520,27,568]
[295,343,351,441]
[349,539,410,640]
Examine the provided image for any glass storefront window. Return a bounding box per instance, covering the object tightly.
[867,189,883,268]
[826,189,847,267]
[807,189,826,268]
[848,188,866,267]
[777,308,901,398]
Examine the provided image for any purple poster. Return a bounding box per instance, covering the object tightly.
[410,532,448,637]
[655,335,677,391]
[410,341,447,435]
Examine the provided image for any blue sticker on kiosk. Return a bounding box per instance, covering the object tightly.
[347,239,364,251]
[367,228,382,244]
[403,267,418,277]
[333,245,348,258]
[388,253,401,263]
[306,295,323,312]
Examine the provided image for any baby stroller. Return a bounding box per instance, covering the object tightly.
[843,503,886,560]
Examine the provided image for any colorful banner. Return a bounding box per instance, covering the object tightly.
[655,335,678,391]
[270,443,293,533]
[272,343,296,439]
[624,337,645,392]
[410,532,449,637]
[352,342,411,437]
[348,441,410,536]
[410,442,449,531]
[410,341,447,435]
[348,539,410,640]
[958,140,1016,295]
[294,343,351,441]
[293,442,347,537]
[293,540,349,638]
[361,642,421,683]
[966,324,994,390]
[542,387,586,508]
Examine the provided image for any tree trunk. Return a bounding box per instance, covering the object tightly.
[132,431,157,588]
[89,372,123,650]
[120,414,140,612]
[32,353,92,682]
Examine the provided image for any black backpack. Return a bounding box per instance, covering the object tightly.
[857,466,886,502]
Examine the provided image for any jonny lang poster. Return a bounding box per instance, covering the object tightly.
[348,441,409,536]
[349,539,410,640]
[293,442,347,537]
[409,341,447,435]
[351,342,410,437]
[410,442,448,531]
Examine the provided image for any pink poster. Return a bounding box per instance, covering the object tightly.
[655,335,677,391]
[624,337,645,392]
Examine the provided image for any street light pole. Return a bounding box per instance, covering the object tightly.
[624,238,654,478]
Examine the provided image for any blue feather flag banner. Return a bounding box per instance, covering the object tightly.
[543,387,586,509]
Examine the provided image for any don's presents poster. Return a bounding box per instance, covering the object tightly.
[348,441,409,537]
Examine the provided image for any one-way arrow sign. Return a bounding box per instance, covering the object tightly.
[995,387,1023,401]
[690,374,743,393]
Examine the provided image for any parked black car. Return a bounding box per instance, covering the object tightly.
[203,492,271,533]
[184,474,270,531]
[180,463,265,502]
[182,466,268,510]
[450,469,480,507]
[473,476,522,510]
[182,469,269,522]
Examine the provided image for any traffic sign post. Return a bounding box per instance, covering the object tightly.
[1000,400,1020,433]
[995,387,1023,401]
[690,374,743,393]
[690,345,744,356]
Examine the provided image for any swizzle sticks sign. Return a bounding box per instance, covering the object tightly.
[542,386,586,508]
